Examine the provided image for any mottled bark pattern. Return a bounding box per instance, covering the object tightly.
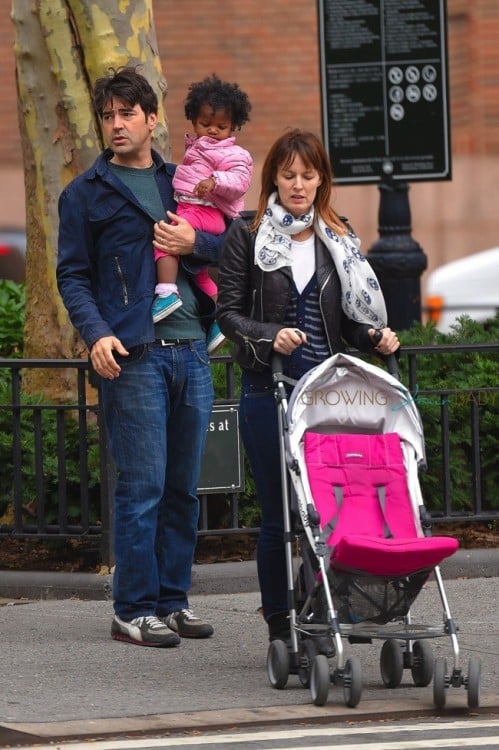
[12,0,168,400]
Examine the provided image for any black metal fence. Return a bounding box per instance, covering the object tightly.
[1,344,498,565]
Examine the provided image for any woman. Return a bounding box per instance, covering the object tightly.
[217,129,399,643]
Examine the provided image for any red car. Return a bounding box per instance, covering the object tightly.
[0,229,26,283]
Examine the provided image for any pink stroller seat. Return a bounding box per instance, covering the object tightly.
[303,431,458,576]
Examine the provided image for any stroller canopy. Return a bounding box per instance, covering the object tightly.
[287,353,426,467]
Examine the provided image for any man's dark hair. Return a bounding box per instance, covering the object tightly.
[184,74,251,130]
[93,66,159,117]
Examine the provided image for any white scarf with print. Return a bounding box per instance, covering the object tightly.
[254,193,387,327]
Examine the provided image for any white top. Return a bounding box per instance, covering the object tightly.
[290,235,315,293]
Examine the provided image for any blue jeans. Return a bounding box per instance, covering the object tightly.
[239,370,290,620]
[100,340,214,621]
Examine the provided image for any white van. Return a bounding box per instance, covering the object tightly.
[424,246,499,332]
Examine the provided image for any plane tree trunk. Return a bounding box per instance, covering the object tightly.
[12,0,168,400]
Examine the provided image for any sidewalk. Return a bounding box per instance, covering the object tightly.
[0,548,497,601]
[0,551,498,746]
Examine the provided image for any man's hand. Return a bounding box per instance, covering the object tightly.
[90,336,128,379]
[154,212,196,256]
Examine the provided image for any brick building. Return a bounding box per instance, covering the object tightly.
[0,0,498,275]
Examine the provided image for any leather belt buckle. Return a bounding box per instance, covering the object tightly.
[156,338,193,346]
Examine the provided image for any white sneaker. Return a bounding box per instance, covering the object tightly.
[164,608,214,638]
[111,614,180,647]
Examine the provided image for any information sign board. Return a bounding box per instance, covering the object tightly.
[318,0,451,184]
[197,401,245,494]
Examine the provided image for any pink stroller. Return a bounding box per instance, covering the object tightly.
[266,352,481,708]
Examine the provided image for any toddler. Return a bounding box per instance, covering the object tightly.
[153,74,253,353]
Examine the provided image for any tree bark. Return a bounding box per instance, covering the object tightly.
[12,0,168,400]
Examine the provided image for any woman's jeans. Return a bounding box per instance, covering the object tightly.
[100,340,214,621]
[239,369,290,621]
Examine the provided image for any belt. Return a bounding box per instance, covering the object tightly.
[155,338,195,346]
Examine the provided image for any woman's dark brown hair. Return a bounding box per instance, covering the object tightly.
[251,128,346,234]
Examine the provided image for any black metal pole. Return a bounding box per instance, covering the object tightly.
[367,177,428,330]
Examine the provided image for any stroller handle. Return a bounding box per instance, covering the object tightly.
[385,354,401,380]
[271,340,400,382]
[271,353,284,380]
[372,330,401,381]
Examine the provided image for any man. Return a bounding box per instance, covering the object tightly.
[57,67,221,647]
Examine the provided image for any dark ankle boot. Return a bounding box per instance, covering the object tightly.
[267,611,291,642]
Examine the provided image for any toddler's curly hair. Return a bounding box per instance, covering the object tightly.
[184,74,251,130]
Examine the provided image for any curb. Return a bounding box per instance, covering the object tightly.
[2,697,499,747]
[0,549,497,601]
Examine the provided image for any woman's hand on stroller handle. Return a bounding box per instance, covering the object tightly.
[369,327,399,354]
[273,327,307,355]
[369,328,401,380]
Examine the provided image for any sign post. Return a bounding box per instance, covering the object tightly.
[318,0,452,328]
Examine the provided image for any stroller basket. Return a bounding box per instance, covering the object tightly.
[326,567,430,625]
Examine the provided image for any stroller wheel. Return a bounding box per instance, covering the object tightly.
[380,639,404,688]
[466,657,481,708]
[411,640,434,687]
[267,639,290,690]
[343,655,362,708]
[433,656,448,709]
[310,653,330,706]
[298,639,318,688]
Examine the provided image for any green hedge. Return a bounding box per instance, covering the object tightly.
[0,280,25,358]
[0,281,101,525]
[0,279,498,530]
[0,391,101,524]
[208,315,499,525]
[396,316,499,515]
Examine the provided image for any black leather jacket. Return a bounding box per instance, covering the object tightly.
[217,216,377,372]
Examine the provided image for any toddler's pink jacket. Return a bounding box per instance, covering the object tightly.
[173,134,253,219]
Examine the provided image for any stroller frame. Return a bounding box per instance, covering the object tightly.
[267,352,481,709]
